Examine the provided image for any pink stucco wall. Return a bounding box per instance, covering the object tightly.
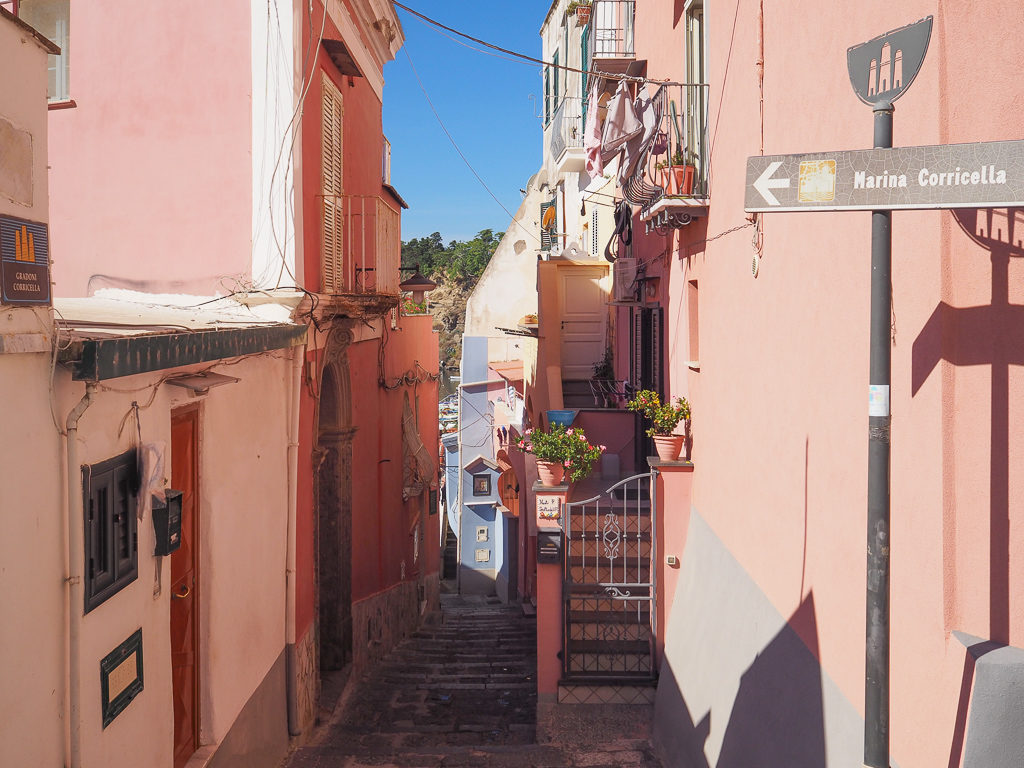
[47,0,253,297]
[0,15,65,768]
[634,2,1024,767]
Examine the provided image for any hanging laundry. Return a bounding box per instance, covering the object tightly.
[584,78,605,181]
[619,86,666,186]
[600,80,642,165]
[604,200,633,262]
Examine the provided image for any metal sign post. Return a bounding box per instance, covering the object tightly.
[742,17,936,768]
[849,18,932,768]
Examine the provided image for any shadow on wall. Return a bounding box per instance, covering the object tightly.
[912,207,1024,645]
[655,593,827,768]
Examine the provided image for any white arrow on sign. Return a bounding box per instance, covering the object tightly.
[753,161,790,206]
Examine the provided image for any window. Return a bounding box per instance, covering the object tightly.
[18,0,70,102]
[540,200,557,251]
[84,449,139,613]
[321,75,344,292]
[685,0,706,187]
[544,64,551,126]
[687,279,699,363]
[544,51,560,127]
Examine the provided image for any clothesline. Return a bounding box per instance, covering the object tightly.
[392,1,702,88]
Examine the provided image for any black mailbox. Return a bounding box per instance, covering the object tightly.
[537,530,562,564]
[153,490,183,556]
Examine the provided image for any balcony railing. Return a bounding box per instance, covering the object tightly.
[587,0,635,63]
[622,84,711,221]
[321,194,400,295]
[549,96,584,162]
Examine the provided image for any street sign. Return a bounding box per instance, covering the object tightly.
[745,139,1024,213]
[0,215,51,306]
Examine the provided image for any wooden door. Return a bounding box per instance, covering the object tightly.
[559,266,608,380]
[498,469,520,602]
[171,408,199,768]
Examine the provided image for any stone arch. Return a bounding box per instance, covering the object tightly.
[315,341,355,671]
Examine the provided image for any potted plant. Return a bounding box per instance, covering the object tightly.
[401,297,428,315]
[665,146,696,196]
[568,0,592,25]
[627,389,691,461]
[516,424,604,485]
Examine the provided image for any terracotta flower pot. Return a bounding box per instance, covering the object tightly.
[576,6,591,24]
[536,460,565,486]
[653,434,684,462]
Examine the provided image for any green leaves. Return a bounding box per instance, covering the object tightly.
[626,389,691,437]
[401,229,502,286]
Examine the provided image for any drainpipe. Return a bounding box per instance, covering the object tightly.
[285,345,304,737]
[65,382,97,768]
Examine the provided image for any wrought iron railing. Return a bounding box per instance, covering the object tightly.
[549,96,585,162]
[587,0,635,60]
[621,83,710,209]
[320,194,400,295]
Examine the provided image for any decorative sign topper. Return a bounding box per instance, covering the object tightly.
[0,215,51,306]
[847,16,932,107]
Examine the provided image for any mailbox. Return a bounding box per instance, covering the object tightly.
[153,490,183,556]
[537,530,562,564]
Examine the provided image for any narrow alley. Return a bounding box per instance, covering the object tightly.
[284,592,662,768]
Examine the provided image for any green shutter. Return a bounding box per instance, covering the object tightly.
[553,51,560,113]
[544,66,551,126]
[581,27,590,126]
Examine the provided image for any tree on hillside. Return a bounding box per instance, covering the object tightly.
[400,229,503,370]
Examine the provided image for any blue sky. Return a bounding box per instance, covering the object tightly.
[382,2,552,244]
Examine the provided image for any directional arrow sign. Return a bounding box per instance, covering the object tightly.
[752,161,790,206]
[745,139,1024,213]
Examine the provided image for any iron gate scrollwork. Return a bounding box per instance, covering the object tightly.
[562,471,657,681]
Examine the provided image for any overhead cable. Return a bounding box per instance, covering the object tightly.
[403,47,541,244]
[392,1,692,87]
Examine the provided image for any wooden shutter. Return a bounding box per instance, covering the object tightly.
[322,77,344,292]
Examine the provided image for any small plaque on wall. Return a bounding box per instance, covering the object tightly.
[537,495,561,522]
[100,629,144,728]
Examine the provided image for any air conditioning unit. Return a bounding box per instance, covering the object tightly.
[613,258,638,302]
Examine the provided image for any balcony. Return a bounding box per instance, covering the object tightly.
[611,83,710,230]
[587,0,635,74]
[320,194,401,313]
[548,96,586,175]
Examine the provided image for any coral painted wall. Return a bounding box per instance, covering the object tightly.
[47,0,252,297]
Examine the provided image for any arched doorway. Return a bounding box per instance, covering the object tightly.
[316,358,354,670]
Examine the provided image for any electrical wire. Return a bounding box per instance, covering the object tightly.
[392,1,693,87]
[403,46,542,246]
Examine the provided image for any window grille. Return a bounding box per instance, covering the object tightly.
[83,449,139,613]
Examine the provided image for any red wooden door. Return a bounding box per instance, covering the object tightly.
[171,408,199,768]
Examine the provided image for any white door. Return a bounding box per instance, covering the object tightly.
[559,266,608,380]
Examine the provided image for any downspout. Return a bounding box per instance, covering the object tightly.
[285,345,304,737]
[65,382,97,768]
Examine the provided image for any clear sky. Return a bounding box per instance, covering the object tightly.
[382,2,553,244]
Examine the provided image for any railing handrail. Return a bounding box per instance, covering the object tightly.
[320,193,400,295]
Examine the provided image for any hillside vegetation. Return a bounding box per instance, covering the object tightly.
[401,229,501,370]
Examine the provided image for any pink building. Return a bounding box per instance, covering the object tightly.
[525,2,1024,767]
[0,2,438,767]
